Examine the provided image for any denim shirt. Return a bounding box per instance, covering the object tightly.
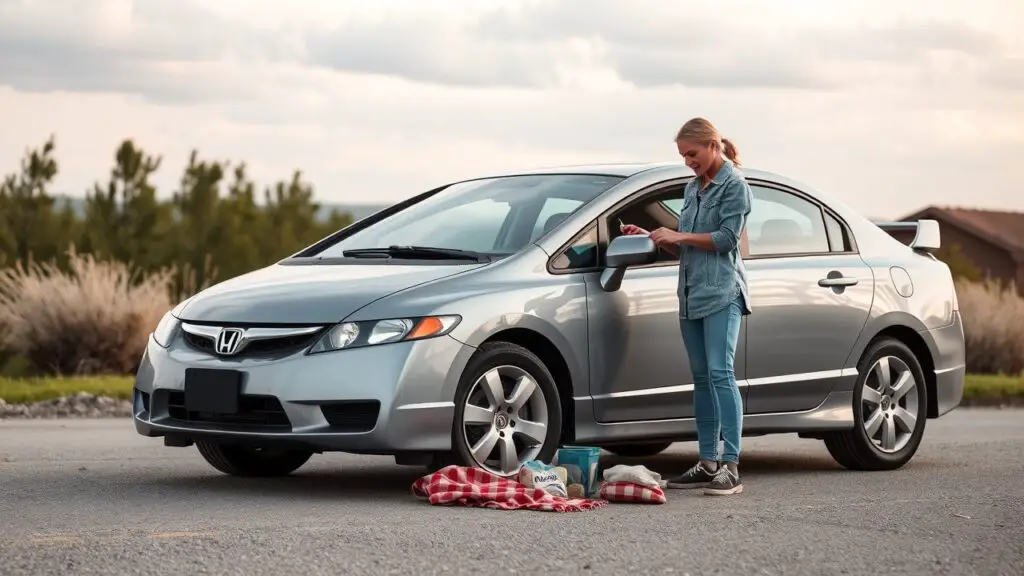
[676,159,753,320]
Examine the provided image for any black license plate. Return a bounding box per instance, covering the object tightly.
[184,368,242,414]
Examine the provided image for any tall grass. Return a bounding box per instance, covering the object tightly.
[956,278,1024,376]
[0,248,174,375]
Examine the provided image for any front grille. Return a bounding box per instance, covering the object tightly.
[321,401,380,432]
[160,390,291,430]
[183,332,216,353]
[182,328,324,359]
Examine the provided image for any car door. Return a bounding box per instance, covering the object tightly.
[741,180,874,414]
[583,182,748,423]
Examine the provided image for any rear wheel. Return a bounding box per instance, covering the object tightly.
[604,442,673,458]
[196,441,313,477]
[823,337,928,471]
[446,341,562,477]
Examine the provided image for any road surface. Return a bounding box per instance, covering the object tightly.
[1,409,1021,575]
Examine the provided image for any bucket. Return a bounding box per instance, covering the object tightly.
[552,446,602,497]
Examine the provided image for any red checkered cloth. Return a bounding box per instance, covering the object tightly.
[599,481,667,504]
[411,465,607,512]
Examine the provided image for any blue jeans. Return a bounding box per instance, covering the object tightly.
[679,296,744,464]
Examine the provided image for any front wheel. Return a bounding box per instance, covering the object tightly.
[196,441,313,477]
[446,341,563,477]
[823,337,928,471]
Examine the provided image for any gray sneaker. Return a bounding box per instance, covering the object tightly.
[703,465,743,496]
[665,461,718,489]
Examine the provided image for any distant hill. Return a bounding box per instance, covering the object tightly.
[54,195,391,223]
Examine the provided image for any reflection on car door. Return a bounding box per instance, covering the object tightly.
[742,182,873,414]
[585,184,748,423]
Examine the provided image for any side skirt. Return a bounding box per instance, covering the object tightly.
[571,390,855,445]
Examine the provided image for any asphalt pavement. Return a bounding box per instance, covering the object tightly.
[1,409,1021,576]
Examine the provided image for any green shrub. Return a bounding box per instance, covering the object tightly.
[0,248,173,376]
[956,278,1024,376]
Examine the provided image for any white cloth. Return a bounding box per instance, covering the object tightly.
[601,464,667,488]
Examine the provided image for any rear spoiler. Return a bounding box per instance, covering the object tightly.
[874,219,941,253]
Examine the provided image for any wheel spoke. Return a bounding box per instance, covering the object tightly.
[891,371,914,402]
[479,369,505,409]
[464,404,494,426]
[514,418,547,445]
[471,428,499,462]
[499,434,519,474]
[865,408,884,438]
[862,386,882,406]
[874,357,892,390]
[881,417,897,451]
[893,406,917,433]
[506,375,537,412]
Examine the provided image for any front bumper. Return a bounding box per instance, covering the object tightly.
[132,331,477,453]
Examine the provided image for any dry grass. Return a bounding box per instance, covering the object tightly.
[0,248,174,376]
[956,278,1024,376]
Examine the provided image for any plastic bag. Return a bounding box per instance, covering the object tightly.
[517,460,568,497]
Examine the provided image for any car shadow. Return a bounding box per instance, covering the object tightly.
[598,446,949,476]
[599,451,847,476]
[130,445,936,503]
[139,463,427,502]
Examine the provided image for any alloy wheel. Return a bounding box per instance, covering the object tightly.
[461,364,549,476]
[860,355,920,453]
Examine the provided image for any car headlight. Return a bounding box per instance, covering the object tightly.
[152,310,180,348]
[308,315,461,354]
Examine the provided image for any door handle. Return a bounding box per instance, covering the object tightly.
[818,277,858,287]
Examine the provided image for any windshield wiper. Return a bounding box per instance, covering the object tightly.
[341,245,490,262]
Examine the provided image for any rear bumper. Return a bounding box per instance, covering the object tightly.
[921,311,966,417]
[132,331,477,453]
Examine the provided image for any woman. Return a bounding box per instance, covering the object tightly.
[621,117,752,496]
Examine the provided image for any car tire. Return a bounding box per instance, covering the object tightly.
[446,341,563,477]
[195,441,313,477]
[823,337,929,471]
[604,442,673,458]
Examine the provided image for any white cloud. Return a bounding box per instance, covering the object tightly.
[0,0,1020,219]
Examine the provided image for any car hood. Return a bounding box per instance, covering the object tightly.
[176,262,486,324]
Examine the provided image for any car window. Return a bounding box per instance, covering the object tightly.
[747,185,830,257]
[312,174,623,258]
[551,223,598,270]
[391,199,512,252]
[532,197,586,241]
[824,211,852,252]
[609,185,686,264]
[660,198,684,215]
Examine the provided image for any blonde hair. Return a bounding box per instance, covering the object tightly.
[674,117,741,167]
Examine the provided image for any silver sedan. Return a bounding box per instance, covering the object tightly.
[133,162,965,477]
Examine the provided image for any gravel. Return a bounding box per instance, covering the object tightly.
[2,412,1022,576]
[0,393,132,419]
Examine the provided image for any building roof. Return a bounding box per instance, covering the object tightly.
[901,206,1024,257]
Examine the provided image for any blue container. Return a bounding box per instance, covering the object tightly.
[552,446,602,497]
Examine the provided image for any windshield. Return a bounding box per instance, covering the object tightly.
[312,174,624,258]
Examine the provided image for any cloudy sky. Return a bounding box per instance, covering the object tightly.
[0,0,1020,218]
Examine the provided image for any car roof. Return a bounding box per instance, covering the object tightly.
[507,161,814,192]
[499,161,858,219]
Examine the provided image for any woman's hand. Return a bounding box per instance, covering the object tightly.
[649,227,686,248]
[619,223,648,236]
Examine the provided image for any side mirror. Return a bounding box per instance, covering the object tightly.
[600,234,658,292]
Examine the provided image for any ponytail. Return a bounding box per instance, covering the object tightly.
[721,138,741,166]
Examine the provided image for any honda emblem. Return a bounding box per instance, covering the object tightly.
[214,328,245,355]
